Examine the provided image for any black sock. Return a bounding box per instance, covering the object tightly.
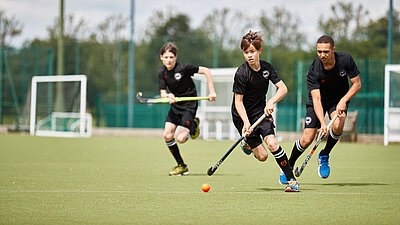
[320,129,341,156]
[272,146,295,181]
[289,139,306,168]
[166,139,185,165]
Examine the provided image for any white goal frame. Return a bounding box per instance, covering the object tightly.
[384,65,400,145]
[29,75,91,138]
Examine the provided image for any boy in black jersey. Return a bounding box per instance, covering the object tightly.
[158,42,217,176]
[280,35,361,183]
[232,31,299,192]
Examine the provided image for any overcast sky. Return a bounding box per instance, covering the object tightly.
[1,0,392,47]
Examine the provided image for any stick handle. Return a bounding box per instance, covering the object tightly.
[175,96,209,102]
[243,113,267,137]
[207,113,267,176]
[294,114,338,177]
[317,114,338,139]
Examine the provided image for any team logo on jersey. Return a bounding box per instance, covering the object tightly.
[174,73,182,81]
[339,70,347,77]
[262,70,270,79]
[305,117,312,125]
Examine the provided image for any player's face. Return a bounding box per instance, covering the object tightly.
[160,51,177,70]
[317,43,335,65]
[242,44,262,67]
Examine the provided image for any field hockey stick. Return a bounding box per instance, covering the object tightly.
[207,113,267,176]
[136,92,209,104]
[294,114,338,177]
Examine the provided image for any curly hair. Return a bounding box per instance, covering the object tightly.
[240,31,263,51]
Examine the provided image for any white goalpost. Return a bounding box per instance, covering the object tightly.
[384,65,400,145]
[29,75,92,138]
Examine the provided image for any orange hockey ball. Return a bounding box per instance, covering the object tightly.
[202,183,210,192]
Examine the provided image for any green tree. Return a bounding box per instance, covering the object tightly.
[0,9,23,47]
[200,8,251,50]
[318,1,369,42]
[259,6,306,50]
[136,10,213,94]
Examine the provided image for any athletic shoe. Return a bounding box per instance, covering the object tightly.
[279,169,288,184]
[284,178,299,192]
[240,139,252,155]
[318,151,330,178]
[169,164,189,176]
[191,118,200,139]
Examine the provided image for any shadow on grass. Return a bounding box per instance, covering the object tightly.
[257,187,285,192]
[304,182,388,187]
[188,173,244,177]
[257,187,316,192]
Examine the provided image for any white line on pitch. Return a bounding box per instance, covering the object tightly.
[1,190,399,196]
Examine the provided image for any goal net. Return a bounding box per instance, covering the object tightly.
[29,75,91,137]
[384,65,400,145]
[193,68,276,140]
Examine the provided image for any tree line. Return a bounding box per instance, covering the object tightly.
[0,1,399,111]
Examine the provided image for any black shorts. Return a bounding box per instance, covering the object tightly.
[166,106,196,130]
[233,112,275,149]
[304,103,349,129]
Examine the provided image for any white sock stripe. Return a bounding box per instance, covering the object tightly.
[295,139,306,152]
[273,148,285,159]
[166,139,176,147]
[330,128,342,140]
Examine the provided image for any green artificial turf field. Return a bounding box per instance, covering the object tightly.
[1,134,399,224]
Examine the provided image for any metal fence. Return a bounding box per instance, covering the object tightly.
[0,45,396,134]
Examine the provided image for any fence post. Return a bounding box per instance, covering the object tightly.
[75,41,80,74]
[116,41,122,127]
[0,48,3,124]
[296,61,303,132]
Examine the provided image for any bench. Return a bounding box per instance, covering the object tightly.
[301,110,359,142]
[342,110,359,142]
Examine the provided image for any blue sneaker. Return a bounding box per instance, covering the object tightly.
[279,169,288,184]
[318,152,330,178]
[284,178,299,192]
[240,139,252,155]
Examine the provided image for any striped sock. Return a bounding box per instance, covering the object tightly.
[289,139,306,168]
[166,139,184,165]
[272,146,294,180]
[320,128,342,156]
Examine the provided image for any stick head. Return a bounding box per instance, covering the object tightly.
[294,167,301,177]
[136,92,149,103]
[207,167,215,176]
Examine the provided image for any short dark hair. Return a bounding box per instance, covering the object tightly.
[317,35,335,48]
[160,42,178,56]
[241,31,263,51]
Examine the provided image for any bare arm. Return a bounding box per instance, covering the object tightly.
[336,75,361,115]
[265,81,287,116]
[311,89,328,137]
[198,66,217,101]
[234,93,251,135]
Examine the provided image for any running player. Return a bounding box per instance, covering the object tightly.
[280,35,361,184]
[232,31,299,192]
[159,42,217,176]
